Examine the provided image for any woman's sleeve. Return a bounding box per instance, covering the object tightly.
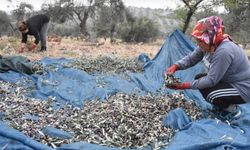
[21,33,27,43]
[176,47,204,70]
[191,48,233,89]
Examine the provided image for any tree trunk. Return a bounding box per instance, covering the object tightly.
[79,12,89,37]
[80,21,89,37]
[181,0,203,34]
[110,23,115,43]
[182,10,193,34]
[9,23,17,36]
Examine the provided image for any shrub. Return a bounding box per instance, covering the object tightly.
[118,17,159,43]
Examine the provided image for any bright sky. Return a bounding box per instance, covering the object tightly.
[0,0,178,11]
[124,0,178,9]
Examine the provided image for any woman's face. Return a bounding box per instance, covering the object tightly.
[196,39,212,52]
[18,24,28,34]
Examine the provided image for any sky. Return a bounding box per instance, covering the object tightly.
[0,0,179,11]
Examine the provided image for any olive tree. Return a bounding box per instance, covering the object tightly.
[0,11,13,36]
[118,17,159,43]
[42,0,107,36]
[93,0,126,42]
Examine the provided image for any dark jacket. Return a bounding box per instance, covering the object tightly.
[21,14,50,44]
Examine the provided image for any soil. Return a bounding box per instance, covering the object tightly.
[0,37,165,60]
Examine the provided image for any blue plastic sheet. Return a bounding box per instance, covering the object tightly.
[1,30,207,109]
[1,29,250,150]
[164,104,250,150]
[162,108,192,131]
[0,121,52,150]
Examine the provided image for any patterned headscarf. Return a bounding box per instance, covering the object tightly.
[191,16,228,48]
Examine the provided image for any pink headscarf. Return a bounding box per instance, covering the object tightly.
[191,16,229,48]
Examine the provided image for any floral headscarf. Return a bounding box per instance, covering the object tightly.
[191,16,228,48]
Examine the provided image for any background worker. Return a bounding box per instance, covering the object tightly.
[17,14,50,53]
[166,16,250,120]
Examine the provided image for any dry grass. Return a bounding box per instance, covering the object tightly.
[1,36,249,60]
[0,36,164,61]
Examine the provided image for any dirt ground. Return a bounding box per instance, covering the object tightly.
[1,36,249,61]
[0,37,165,60]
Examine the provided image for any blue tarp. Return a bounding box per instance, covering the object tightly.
[1,29,250,150]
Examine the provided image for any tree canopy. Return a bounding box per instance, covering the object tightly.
[1,0,249,45]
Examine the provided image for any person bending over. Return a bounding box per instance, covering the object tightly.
[17,14,50,53]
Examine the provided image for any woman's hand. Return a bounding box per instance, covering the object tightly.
[165,64,179,76]
[19,43,26,53]
[28,43,37,51]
